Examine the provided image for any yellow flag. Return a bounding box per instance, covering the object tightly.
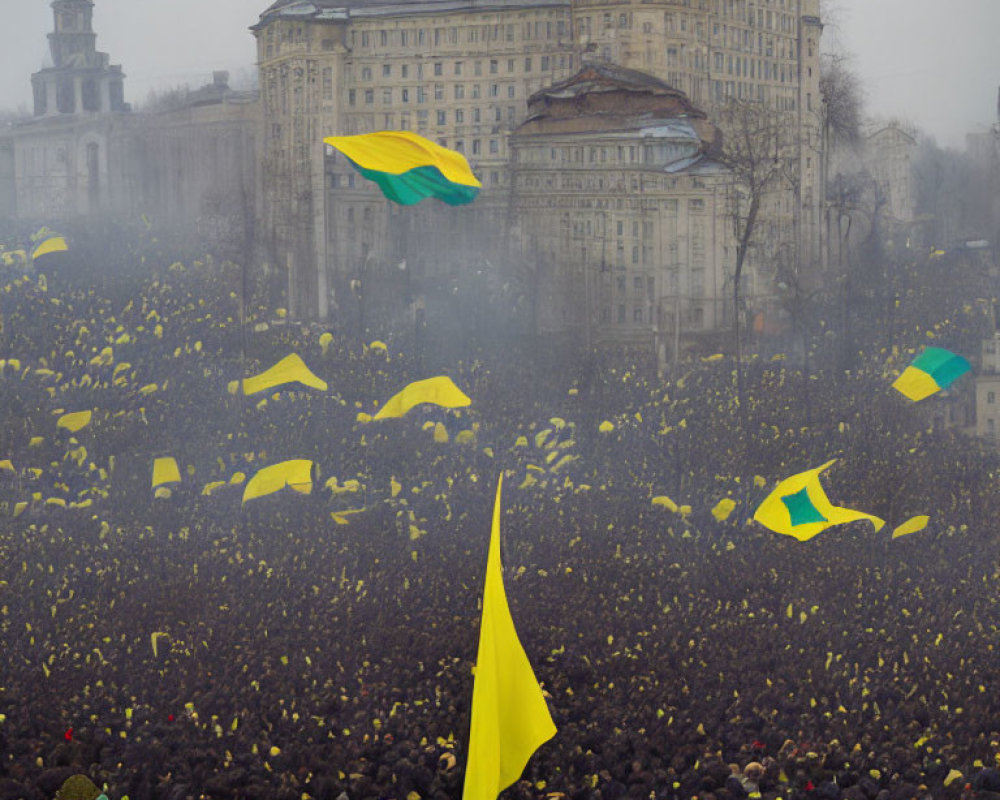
[892,515,930,539]
[464,477,556,800]
[241,353,327,395]
[242,459,315,503]
[57,410,92,433]
[152,457,181,490]
[32,235,68,260]
[373,375,470,419]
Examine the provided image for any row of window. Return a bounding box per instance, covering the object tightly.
[348,82,521,106]
[347,102,520,129]
[599,304,706,327]
[354,54,563,82]
[350,19,567,51]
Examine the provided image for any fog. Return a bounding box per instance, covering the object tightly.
[829,0,1000,148]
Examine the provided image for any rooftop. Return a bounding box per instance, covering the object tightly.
[253,0,567,27]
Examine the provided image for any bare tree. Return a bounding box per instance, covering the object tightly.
[819,53,865,152]
[716,99,798,431]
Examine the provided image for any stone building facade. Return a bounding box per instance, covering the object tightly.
[252,0,824,334]
[1,1,260,257]
[251,0,578,318]
[509,64,733,357]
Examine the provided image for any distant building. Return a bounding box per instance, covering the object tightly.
[31,0,129,118]
[509,64,734,359]
[1,0,260,255]
[865,122,918,231]
[252,0,825,333]
[976,332,1000,444]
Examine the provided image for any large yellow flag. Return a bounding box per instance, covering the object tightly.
[464,477,556,800]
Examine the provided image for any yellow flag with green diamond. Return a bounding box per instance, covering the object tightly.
[753,460,884,541]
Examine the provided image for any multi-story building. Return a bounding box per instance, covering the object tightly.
[509,63,733,357]
[251,0,578,318]
[574,0,824,270]
[2,1,260,253]
[253,0,824,333]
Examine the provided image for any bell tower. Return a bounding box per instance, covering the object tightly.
[30,0,128,116]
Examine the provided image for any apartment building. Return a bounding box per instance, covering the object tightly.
[253,0,823,330]
[510,63,733,355]
[252,0,577,318]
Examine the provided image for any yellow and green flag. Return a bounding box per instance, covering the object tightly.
[463,477,556,800]
[753,460,884,541]
[324,131,481,206]
[892,347,970,402]
[373,375,471,420]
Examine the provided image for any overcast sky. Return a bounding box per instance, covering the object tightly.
[3,0,998,149]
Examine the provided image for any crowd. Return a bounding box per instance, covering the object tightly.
[1,241,1000,800]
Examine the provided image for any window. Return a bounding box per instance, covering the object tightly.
[364,88,374,104]
[401,88,409,103]
[473,107,481,122]
[489,139,498,154]
[361,66,372,81]
[348,89,356,106]
[434,84,444,100]
[455,109,464,123]
[434,62,443,76]
[990,392,996,405]
[507,59,515,72]
[455,61,463,75]
[455,84,465,99]
[617,305,626,323]
[634,307,643,323]
[471,84,481,99]
[490,59,498,74]
[525,57,532,72]
[508,85,516,98]
[437,110,446,125]
[472,139,481,154]
[382,64,391,77]
[382,88,392,104]
[541,55,549,71]
[401,64,408,78]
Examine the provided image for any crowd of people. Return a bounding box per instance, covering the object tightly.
[2,239,1000,800]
